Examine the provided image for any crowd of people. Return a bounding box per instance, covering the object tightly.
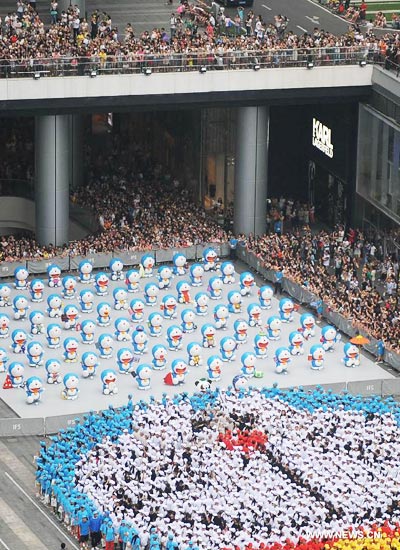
[36,387,400,549]
[0,0,399,75]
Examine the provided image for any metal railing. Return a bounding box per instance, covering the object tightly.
[0,46,382,79]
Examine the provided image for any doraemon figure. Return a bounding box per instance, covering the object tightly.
[47,264,62,288]
[29,279,45,303]
[0,284,11,307]
[241,352,257,378]
[45,359,62,384]
[125,269,141,293]
[194,292,209,316]
[320,325,341,352]
[0,314,10,339]
[29,310,45,335]
[207,355,223,381]
[80,319,96,344]
[8,362,25,387]
[202,247,219,271]
[220,336,237,362]
[160,295,178,320]
[11,329,28,354]
[173,253,187,276]
[101,369,118,395]
[176,281,192,304]
[343,343,360,368]
[147,312,163,337]
[81,351,99,379]
[220,261,236,285]
[47,294,62,318]
[166,325,183,351]
[140,253,155,278]
[266,315,281,340]
[258,285,274,310]
[135,364,152,390]
[274,347,291,374]
[63,337,79,363]
[130,298,145,323]
[233,319,249,344]
[61,373,79,400]
[181,309,197,334]
[114,317,131,342]
[97,333,114,359]
[132,326,148,355]
[189,264,204,287]
[299,313,316,340]
[187,342,203,367]
[144,283,159,307]
[227,290,242,314]
[308,344,325,370]
[112,290,128,314]
[14,266,29,290]
[289,331,305,356]
[13,295,29,320]
[164,358,187,386]
[208,276,223,300]
[213,304,229,330]
[97,302,112,327]
[201,324,216,348]
[26,376,44,404]
[0,347,8,372]
[46,323,62,349]
[78,260,94,284]
[62,276,77,300]
[279,298,295,323]
[94,272,110,296]
[63,304,79,330]
[247,303,262,328]
[117,348,135,374]
[232,374,248,392]
[79,289,95,314]
[254,333,269,358]
[109,258,124,281]
[195,378,212,392]
[26,341,44,367]
[152,344,168,370]
[239,272,255,296]
[158,266,173,290]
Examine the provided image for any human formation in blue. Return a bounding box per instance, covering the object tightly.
[35,386,400,549]
[0,247,365,404]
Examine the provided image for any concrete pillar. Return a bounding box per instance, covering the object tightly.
[35,115,70,246]
[70,114,84,190]
[234,106,269,236]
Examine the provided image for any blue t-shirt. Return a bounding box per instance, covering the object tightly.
[79,518,90,536]
[377,340,385,355]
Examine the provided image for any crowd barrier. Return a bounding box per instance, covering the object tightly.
[236,247,400,372]
[2,378,400,437]
[0,243,230,278]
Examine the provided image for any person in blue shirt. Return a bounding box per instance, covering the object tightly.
[165,534,179,550]
[376,338,385,364]
[89,510,102,550]
[78,515,90,549]
[274,266,284,295]
[229,236,238,260]
[104,521,116,550]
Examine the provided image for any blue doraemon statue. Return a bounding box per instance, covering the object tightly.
[239,272,255,296]
[61,373,79,400]
[26,341,44,367]
[46,323,62,349]
[220,261,235,284]
[78,260,94,284]
[63,337,79,363]
[194,292,209,316]
[241,351,257,378]
[97,302,112,327]
[125,269,140,293]
[166,325,183,351]
[152,344,168,370]
[0,347,8,372]
[213,304,229,330]
[113,287,129,311]
[101,369,118,395]
[45,359,62,384]
[207,355,223,381]
[115,317,131,342]
[187,342,203,367]
[79,289,94,314]
[233,319,249,344]
[117,348,135,374]
[140,254,155,278]
[26,376,44,404]
[29,279,44,303]
[289,331,305,356]
[14,266,29,290]
[176,281,192,305]
[11,329,28,354]
[47,264,62,288]
[201,324,216,348]
[320,325,341,352]
[8,361,25,387]
[258,285,273,310]
[147,312,163,337]
[132,326,148,355]
[80,319,96,344]
[247,303,262,328]
[181,309,197,334]
[13,295,29,320]
[342,343,360,368]
[274,347,291,374]
[279,298,295,323]
[208,276,223,300]
[158,266,173,290]
[308,344,325,370]
[63,304,79,330]
[254,333,269,358]
[299,313,316,340]
[29,310,45,335]
[47,294,62,318]
[94,272,109,297]
[135,364,152,390]
[202,247,219,271]
[220,336,237,362]
[160,295,177,319]
[97,333,114,359]
[173,253,187,276]
[0,313,10,339]
[164,359,187,386]
[109,258,124,281]
[189,264,204,287]
[266,315,281,340]
[130,298,145,323]
[227,290,242,314]
[62,276,77,300]
[232,374,248,392]
[0,284,11,307]
[144,283,159,307]
[81,351,99,378]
